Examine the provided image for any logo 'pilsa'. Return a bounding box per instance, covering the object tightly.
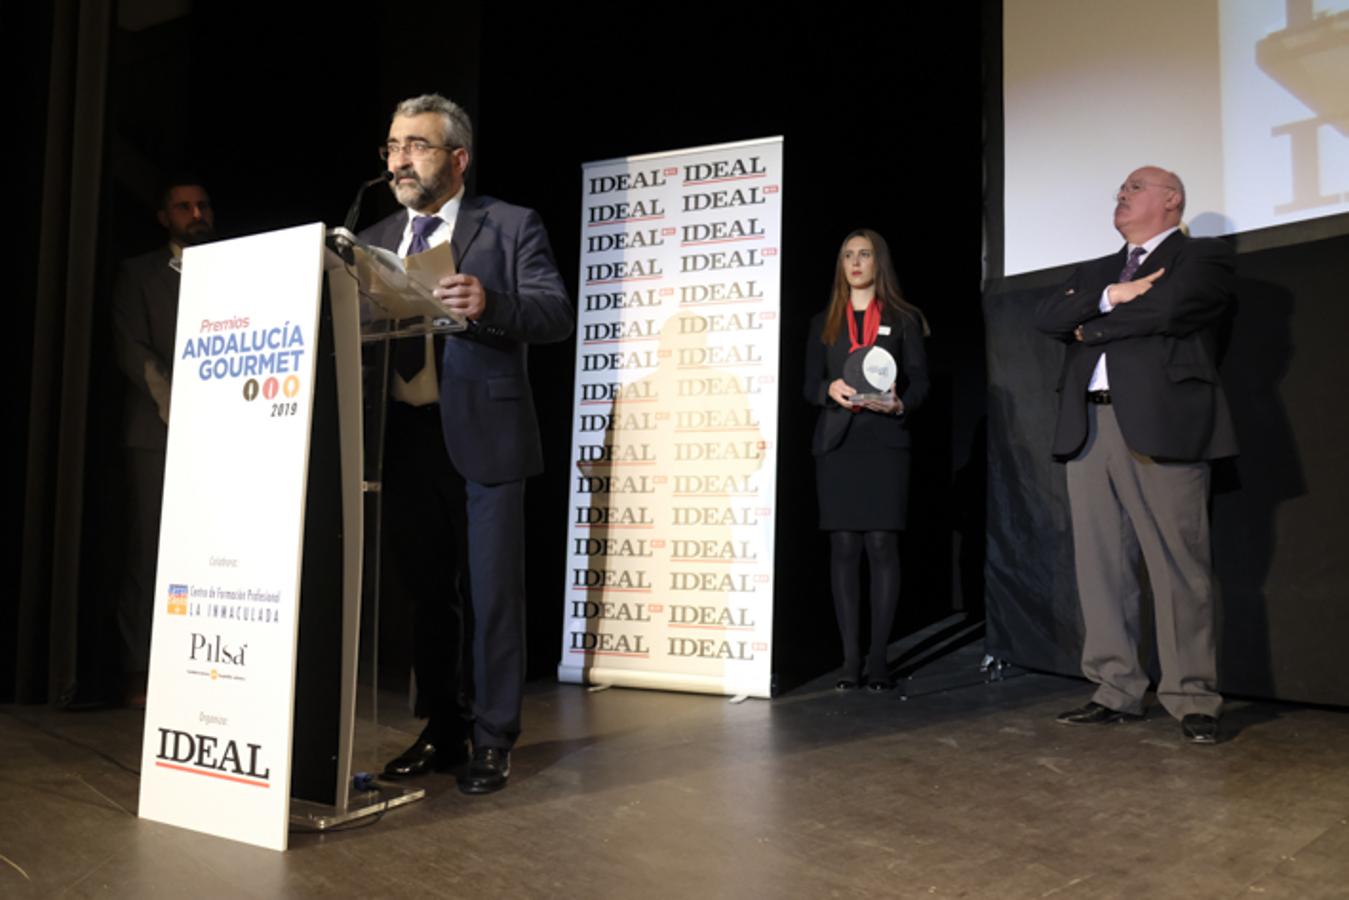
[190,632,247,666]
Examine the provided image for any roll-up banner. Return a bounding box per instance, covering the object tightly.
[138,223,326,851]
[559,137,783,699]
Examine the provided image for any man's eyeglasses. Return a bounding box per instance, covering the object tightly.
[379,140,459,161]
[1116,180,1176,198]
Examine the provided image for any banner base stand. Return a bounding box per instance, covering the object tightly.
[289,785,424,831]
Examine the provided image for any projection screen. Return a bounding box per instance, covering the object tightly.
[1004,0,1349,276]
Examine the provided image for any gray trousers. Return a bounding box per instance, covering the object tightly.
[1065,403,1221,719]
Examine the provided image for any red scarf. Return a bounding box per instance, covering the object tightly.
[846,298,882,352]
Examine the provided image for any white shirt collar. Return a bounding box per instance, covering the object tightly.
[398,187,464,256]
[1130,225,1180,257]
[405,186,464,230]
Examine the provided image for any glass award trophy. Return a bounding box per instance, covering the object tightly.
[842,344,898,404]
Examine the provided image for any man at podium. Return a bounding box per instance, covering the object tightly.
[360,93,574,794]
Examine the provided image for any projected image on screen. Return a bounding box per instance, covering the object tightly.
[1003,0,1349,276]
[1226,0,1349,225]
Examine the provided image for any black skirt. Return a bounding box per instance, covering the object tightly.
[815,440,911,531]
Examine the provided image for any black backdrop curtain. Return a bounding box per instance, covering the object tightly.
[10,0,113,706]
[7,0,991,704]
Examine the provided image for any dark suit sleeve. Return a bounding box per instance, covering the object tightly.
[476,209,574,344]
[803,313,831,407]
[112,259,171,400]
[897,314,929,415]
[1034,267,1107,342]
[1082,240,1234,345]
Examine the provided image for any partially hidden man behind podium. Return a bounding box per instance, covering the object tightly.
[111,177,216,708]
[360,93,574,794]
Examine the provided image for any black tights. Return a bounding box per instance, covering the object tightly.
[830,530,901,682]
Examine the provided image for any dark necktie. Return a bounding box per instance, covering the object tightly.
[395,215,444,381]
[1118,246,1146,282]
[407,215,442,256]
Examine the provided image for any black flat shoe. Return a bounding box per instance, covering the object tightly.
[866,678,896,692]
[834,678,860,691]
[458,748,511,795]
[382,736,470,778]
[1055,701,1143,725]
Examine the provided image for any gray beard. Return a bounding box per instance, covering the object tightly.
[391,170,448,212]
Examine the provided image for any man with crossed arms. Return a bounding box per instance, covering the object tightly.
[1036,165,1237,744]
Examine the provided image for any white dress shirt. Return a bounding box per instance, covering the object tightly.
[1087,225,1179,392]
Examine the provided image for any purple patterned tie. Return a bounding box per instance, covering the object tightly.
[1118,246,1146,282]
[395,215,443,380]
[407,214,442,255]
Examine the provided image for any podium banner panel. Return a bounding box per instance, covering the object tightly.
[138,223,327,851]
[559,138,783,699]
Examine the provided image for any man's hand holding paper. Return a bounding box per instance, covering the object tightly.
[434,273,486,321]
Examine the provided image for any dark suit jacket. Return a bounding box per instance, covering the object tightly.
[1035,231,1238,462]
[803,306,929,455]
[360,195,574,484]
[112,247,180,450]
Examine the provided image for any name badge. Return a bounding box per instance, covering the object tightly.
[878,325,892,336]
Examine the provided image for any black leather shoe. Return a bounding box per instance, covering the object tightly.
[1056,701,1143,725]
[382,736,470,779]
[866,678,896,692]
[1181,714,1219,744]
[834,677,860,691]
[458,748,511,795]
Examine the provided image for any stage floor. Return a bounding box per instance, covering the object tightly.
[3,644,1349,899]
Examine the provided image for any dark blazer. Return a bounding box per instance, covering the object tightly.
[803,306,929,455]
[112,247,180,450]
[360,195,575,484]
[1035,231,1237,462]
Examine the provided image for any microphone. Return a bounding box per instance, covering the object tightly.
[343,170,394,232]
[330,170,393,264]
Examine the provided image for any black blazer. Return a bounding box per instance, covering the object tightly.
[360,195,575,484]
[112,247,180,450]
[803,306,929,455]
[1035,231,1238,462]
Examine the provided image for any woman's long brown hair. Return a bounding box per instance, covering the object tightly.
[820,228,930,344]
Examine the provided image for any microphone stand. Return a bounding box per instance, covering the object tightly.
[331,171,392,263]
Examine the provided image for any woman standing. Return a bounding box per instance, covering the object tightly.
[804,229,929,691]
